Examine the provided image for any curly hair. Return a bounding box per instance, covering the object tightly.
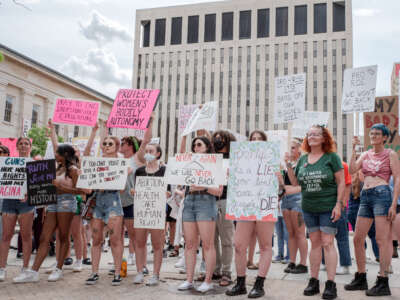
[302,125,336,153]
[249,130,267,141]
[212,130,237,153]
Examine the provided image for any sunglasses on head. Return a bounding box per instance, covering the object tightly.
[103,142,114,147]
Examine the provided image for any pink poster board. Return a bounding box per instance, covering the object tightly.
[106,89,159,130]
[0,138,32,157]
[53,98,100,127]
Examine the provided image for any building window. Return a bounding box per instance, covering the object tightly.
[222,12,234,41]
[74,126,79,137]
[333,2,345,32]
[257,9,269,38]
[276,7,288,37]
[171,17,182,45]
[204,14,216,42]
[154,19,166,46]
[4,95,14,122]
[314,3,327,34]
[187,15,199,44]
[239,10,251,39]
[31,104,40,126]
[295,5,307,35]
[141,21,150,47]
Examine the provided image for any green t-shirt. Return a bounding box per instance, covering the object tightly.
[295,152,343,213]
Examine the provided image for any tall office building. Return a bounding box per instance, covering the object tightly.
[133,0,353,160]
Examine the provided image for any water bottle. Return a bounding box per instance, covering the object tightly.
[120,258,127,277]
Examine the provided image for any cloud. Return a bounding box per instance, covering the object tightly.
[79,10,131,45]
[354,8,381,17]
[61,48,131,87]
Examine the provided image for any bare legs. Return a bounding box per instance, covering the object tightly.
[283,210,308,265]
[309,231,337,281]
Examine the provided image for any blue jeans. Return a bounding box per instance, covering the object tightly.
[347,199,379,260]
[275,216,289,258]
[335,209,352,266]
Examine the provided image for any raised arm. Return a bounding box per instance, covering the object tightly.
[179,135,187,154]
[48,119,58,154]
[349,136,364,174]
[83,122,99,156]
[135,113,154,164]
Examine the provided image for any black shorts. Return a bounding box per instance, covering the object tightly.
[166,204,176,223]
[123,204,134,219]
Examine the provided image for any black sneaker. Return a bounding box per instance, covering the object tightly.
[64,257,73,265]
[143,266,149,275]
[284,262,296,273]
[86,273,99,285]
[291,264,308,274]
[322,280,337,300]
[344,272,368,291]
[303,277,319,296]
[108,269,115,276]
[82,258,92,265]
[16,252,23,259]
[112,275,122,286]
[366,276,391,296]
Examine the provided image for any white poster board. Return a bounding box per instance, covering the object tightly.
[179,104,198,133]
[274,73,306,124]
[134,176,166,229]
[342,65,377,114]
[44,141,55,159]
[0,157,27,199]
[292,111,330,139]
[76,157,129,190]
[265,130,287,164]
[72,137,100,157]
[166,153,224,187]
[181,101,218,136]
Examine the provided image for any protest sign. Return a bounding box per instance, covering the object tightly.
[134,176,167,229]
[364,96,400,158]
[22,119,31,137]
[265,130,287,164]
[0,157,27,199]
[292,111,330,139]
[72,137,101,157]
[179,104,198,132]
[226,142,280,221]
[181,101,218,136]
[107,89,159,130]
[44,141,55,159]
[342,65,377,114]
[0,138,21,157]
[222,159,229,185]
[53,98,100,127]
[76,157,129,190]
[150,137,160,144]
[26,159,57,206]
[166,153,224,187]
[274,73,306,124]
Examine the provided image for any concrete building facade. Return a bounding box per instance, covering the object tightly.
[133,0,353,160]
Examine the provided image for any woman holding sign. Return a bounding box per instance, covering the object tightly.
[177,135,223,293]
[0,138,35,283]
[286,125,344,300]
[345,124,400,297]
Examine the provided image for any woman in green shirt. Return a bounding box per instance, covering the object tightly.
[286,125,345,300]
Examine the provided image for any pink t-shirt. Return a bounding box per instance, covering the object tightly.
[361,149,391,183]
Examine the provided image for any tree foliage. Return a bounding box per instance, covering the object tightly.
[28,125,63,157]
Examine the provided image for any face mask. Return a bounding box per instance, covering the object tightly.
[213,138,225,151]
[144,153,156,162]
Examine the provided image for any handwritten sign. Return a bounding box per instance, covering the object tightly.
[134,176,166,229]
[0,157,27,199]
[107,89,159,129]
[274,73,306,124]
[0,138,19,157]
[342,65,377,114]
[150,137,160,144]
[76,157,129,190]
[182,101,218,136]
[265,130,287,164]
[226,142,279,221]
[26,159,57,206]
[53,98,100,127]
[292,111,330,139]
[364,96,400,158]
[166,153,224,187]
[22,119,31,137]
[179,104,198,132]
[72,137,101,157]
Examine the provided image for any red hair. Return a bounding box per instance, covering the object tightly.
[302,125,336,153]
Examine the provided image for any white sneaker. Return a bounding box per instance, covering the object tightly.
[196,281,214,293]
[336,266,350,275]
[127,254,135,265]
[175,256,185,269]
[320,264,327,271]
[13,269,39,283]
[199,260,206,274]
[146,274,160,286]
[73,260,82,272]
[0,268,6,281]
[133,272,144,284]
[178,280,194,291]
[45,262,57,274]
[48,268,63,282]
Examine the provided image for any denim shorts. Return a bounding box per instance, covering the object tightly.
[123,204,134,219]
[302,210,338,235]
[358,185,392,219]
[47,194,77,213]
[93,191,123,223]
[2,199,33,215]
[281,193,302,212]
[182,193,217,222]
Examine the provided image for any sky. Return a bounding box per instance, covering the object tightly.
[0,0,399,99]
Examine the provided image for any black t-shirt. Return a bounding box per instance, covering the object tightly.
[220,152,229,200]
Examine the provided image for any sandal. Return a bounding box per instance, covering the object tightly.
[169,249,179,257]
[219,275,233,286]
[247,262,258,270]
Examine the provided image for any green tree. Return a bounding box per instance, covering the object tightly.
[28,125,63,157]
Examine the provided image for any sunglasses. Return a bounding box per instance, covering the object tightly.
[0,151,8,155]
[103,142,115,147]
[194,143,204,148]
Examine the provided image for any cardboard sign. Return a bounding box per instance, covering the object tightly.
[134,176,167,229]
[342,65,377,114]
[226,142,280,221]
[72,137,101,157]
[22,119,31,137]
[107,89,159,129]
[274,73,306,124]
[76,157,129,190]
[26,159,57,206]
[182,101,218,136]
[292,111,330,139]
[364,96,400,157]
[265,130,287,164]
[53,98,100,127]
[0,157,27,199]
[166,153,224,187]
[0,138,19,157]
[179,104,198,132]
